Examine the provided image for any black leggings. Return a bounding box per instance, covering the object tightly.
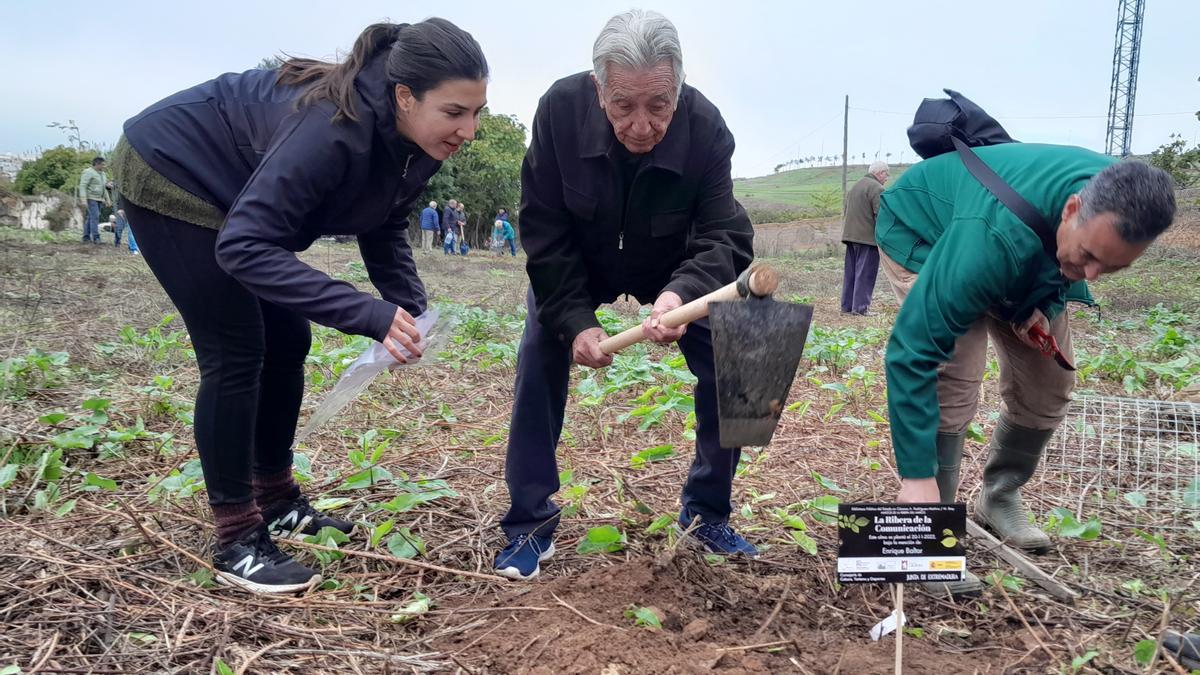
[124,200,310,506]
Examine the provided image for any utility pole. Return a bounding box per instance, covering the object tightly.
[1105,0,1146,157]
[841,95,849,213]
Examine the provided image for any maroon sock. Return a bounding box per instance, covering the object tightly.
[252,467,302,512]
[212,501,263,550]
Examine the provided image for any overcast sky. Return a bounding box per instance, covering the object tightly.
[2,0,1197,178]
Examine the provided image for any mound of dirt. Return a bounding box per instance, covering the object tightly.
[438,553,1035,674]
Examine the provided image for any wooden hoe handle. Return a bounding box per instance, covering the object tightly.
[597,265,779,355]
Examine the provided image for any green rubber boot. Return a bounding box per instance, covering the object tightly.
[921,432,984,597]
[974,417,1053,553]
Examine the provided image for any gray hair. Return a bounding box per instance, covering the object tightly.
[1078,161,1176,243]
[868,161,889,176]
[429,200,437,208]
[592,9,685,100]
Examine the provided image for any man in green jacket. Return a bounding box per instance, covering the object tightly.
[78,156,111,244]
[877,143,1175,594]
[840,160,889,315]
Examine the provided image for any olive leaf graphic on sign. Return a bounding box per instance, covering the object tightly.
[940,528,959,548]
[837,514,871,533]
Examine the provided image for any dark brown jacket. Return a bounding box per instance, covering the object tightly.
[841,174,885,246]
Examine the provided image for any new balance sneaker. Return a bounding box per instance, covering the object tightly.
[677,510,759,557]
[493,534,555,581]
[262,495,355,540]
[213,526,321,594]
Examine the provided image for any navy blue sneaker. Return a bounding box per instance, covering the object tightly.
[494,534,555,580]
[677,510,759,557]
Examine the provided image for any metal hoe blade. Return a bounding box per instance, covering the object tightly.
[709,298,814,447]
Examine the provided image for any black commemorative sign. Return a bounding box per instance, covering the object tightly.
[836,503,966,584]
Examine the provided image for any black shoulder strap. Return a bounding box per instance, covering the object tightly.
[952,137,1056,258]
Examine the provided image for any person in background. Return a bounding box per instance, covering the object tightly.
[113,204,138,254]
[501,216,516,256]
[78,156,110,244]
[441,198,458,247]
[419,200,439,251]
[456,202,468,255]
[491,218,505,253]
[840,161,888,315]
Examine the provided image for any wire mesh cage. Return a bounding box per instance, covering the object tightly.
[1036,395,1200,534]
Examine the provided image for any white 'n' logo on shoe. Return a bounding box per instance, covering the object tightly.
[231,554,265,578]
[270,509,312,535]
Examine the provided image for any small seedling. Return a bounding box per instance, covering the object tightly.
[576,525,626,554]
[624,605,663,630]
[390,592,433,623]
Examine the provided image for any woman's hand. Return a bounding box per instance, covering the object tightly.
[384,307,424,363]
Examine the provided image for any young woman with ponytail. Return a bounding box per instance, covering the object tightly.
[110,19,488,594]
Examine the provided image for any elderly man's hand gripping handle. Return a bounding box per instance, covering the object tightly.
[595,265,779,356]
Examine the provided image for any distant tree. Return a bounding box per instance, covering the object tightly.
[13,145,95,195]
[256,55,284,70]
[1147,134,1200,188]
[811,186,842,217]
[46,120,94,150]
[416,109,527,246]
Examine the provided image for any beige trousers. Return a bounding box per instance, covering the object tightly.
[879,252,1076,433]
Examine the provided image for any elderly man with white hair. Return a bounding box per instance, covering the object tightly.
[494,9,755,580]
[840,161,889,315]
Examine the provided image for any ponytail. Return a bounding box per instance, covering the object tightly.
[276,18,488,124]
[277,22,406,123]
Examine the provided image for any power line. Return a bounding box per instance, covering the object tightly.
[848,105,1194,120]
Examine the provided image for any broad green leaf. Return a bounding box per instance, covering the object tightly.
[576,525,626,554]
[777,514,807,531]
[1133,639,1156,666]
[0,464,18,489]
[1182,480,1200,508]
[790,531,818,555]
[305,526,351,549]
[82,398,111,412]
[630,444,675,468]
[386,529,426,559]
[214,658,234,675]
[370,519,395,548]
[338,466,393,491]
[188,568,216,588]
[380,493,437,513]
[54,499,77,517]
[311,497,352,511]
[626,605,662,629]
[646,514,674,534]
[785,400,812,416]
[809,495,840,515]
[966,423,987,443]
[1070,650,1098,670]
[126,631,157,645]
[810,471,846,493]
[38,411,67,425]
[1,665,21,675]
[84,472,118,491]
[1122,491,1148,508]
[390,592,432,623]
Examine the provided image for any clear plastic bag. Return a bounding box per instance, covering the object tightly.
[293,309,452,445]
